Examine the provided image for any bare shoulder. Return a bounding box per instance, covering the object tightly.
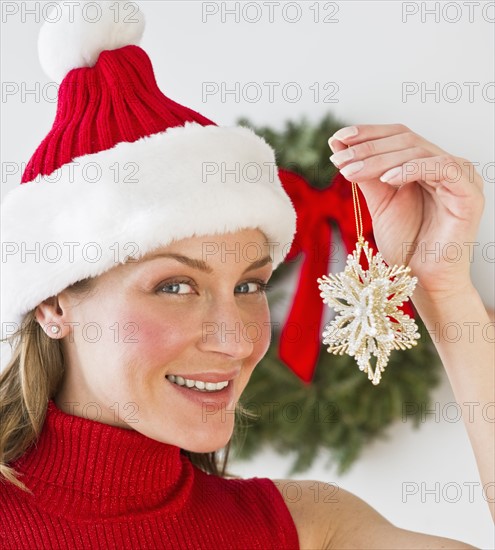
[272,479,478,550]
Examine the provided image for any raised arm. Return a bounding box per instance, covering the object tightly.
[411,283,494,520]
[326,123,493,518]
[276,124,492,548]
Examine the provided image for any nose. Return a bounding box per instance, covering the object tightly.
[198,298,256,360]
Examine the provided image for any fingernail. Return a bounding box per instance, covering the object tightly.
[340,161,364,179]
[332,126,358,141]
[328,137,339,153]
[380,166,402,183]
[329,148,355,167]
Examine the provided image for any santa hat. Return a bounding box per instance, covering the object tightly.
[1,1,297,337]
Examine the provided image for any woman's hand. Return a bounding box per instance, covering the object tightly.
[328,124,485,297]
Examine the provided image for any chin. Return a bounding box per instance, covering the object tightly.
[137,427,232,454]
[181,426,234,454]
[185,442,228,454]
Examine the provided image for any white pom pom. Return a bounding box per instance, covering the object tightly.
[38,0,145,84]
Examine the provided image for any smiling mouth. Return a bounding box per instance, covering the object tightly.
[166,374,229,392]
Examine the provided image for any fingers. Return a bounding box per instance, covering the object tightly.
[330,123,417,145]
[327,125,482,191]
[330,134,442,170]
[380,155,481,195]
[329,124,407,153]
[328,124,446,160]
[333,147,430,182]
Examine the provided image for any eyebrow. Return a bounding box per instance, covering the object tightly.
[135,252,273,274]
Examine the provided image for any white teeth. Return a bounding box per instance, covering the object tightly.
[166,375,229,392]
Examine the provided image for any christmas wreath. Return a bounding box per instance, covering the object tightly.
[232,113,442,474]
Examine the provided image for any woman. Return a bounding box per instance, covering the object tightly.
[1,2,492,548]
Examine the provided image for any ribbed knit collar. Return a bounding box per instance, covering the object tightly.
[14,399,194,520]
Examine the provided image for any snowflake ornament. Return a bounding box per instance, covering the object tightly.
[317,237,420,385]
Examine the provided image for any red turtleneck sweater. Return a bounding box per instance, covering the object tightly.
[0,400,299,549]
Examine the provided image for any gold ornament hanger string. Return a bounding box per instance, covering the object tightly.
[348,140,363,245]
[351,181,363,245]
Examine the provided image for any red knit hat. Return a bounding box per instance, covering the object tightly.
[1,1,297,334]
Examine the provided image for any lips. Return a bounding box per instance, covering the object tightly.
[165,372,235,407]
[164,369,241,384]
[166,374,229,392]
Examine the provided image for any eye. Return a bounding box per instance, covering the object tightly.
[155,279,271,297]
[236,281,272,295]
[156,279,196,296]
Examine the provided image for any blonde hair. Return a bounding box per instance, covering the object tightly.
[0,278,245,493]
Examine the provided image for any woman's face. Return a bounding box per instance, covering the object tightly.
[40,229,274,452]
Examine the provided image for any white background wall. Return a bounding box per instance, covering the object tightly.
[1,1,494,548]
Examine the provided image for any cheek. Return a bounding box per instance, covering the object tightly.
[114,306,192,370]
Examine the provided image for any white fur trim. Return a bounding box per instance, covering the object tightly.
[38,0,145,84]
[0,123,297,335]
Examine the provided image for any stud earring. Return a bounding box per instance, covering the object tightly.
[50,325,61,335]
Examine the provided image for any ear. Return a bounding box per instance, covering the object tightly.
[35,296,66,339]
